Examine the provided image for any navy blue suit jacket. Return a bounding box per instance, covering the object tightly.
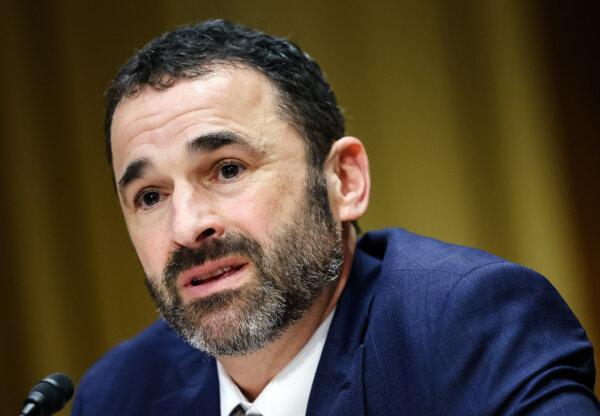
[73,228,600,415]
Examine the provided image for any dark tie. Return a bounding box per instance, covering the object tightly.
[229,405,247,416]
[229,404,264,416]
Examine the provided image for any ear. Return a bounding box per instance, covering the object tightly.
[324,136,370,222]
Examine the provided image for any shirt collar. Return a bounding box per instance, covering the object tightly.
[218,309,335,416]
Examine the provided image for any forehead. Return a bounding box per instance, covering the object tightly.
[110,67,292,176]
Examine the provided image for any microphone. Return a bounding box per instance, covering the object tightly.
[21,373,74,416]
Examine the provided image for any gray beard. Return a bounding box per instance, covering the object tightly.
[144,172,343,356]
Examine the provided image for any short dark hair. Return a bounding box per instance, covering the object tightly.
[104,19,345,170]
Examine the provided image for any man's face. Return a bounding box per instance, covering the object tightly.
[110,67,342,356]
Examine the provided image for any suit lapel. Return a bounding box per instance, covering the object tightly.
[306,243,382,416]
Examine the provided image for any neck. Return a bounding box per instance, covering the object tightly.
[217,225,357,401]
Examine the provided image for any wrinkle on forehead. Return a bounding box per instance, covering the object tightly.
[111,67,287,174]
[113,69,274,140]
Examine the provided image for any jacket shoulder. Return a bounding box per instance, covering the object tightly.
[360,228,598,415]
[360,227,505,276]
[73,320,213,415]
[81,320,196,378]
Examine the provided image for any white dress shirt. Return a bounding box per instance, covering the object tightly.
[218,310,335,416]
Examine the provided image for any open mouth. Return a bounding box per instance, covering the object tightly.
[177,258,250,301]
[189,264,245,286]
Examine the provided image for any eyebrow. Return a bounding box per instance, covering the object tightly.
[187,131,255,154]
[117,158,152,195]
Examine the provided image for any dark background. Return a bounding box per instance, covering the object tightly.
[1,1,598,413]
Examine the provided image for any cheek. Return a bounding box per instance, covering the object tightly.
[127,218,171,277]
[223,176,301,240]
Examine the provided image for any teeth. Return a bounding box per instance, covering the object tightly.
[206,265,232,279]
[191,265,234,285]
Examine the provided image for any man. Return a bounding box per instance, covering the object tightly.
[73,20,599,415]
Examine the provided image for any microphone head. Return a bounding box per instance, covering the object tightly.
[22,373,74,415]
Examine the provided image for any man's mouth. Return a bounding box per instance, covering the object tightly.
[178,258,250,301]
[189,265,245,286]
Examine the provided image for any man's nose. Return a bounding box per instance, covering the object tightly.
[170,187,225,248]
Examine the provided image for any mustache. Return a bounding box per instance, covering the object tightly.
[163,233,263,286]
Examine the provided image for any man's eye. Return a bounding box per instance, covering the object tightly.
[217,162,246,181]
[136,190,161,208]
